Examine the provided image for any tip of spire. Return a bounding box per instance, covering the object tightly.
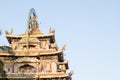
[28,8,37,28]
[29,8,36,16]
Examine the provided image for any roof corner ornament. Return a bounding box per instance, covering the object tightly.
[49,27,55,34]
[5,28,13,35]
[61,44,66,51]
[11,28,13,34]
[68,70,74,79]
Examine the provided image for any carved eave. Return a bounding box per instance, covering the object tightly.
[38,73,69,78]
[6,33,54,38]
[14,49,63,56]
[39,49,63,56]
[57,61,68,65]
[6,33,55,44]
[0,49,64,57]
[0,52,13,56]
[6,73,70,79]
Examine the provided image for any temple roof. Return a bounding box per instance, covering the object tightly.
[5,8,55,44]
[0,8,72,80]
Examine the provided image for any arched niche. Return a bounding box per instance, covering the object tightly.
[19,64,36,73]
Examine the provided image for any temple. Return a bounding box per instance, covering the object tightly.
[0,8,73,80]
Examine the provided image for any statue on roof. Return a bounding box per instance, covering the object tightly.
[28,8,38,29]
[26,8,41,35]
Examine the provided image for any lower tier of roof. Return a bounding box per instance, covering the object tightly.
[2,73,70,78]
[0,50,63,56]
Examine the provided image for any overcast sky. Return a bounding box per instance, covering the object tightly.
[0,0,120,80]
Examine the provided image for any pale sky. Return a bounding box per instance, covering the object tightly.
[0,0,120,80]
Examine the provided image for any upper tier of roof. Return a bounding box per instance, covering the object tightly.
[5,8,56,44]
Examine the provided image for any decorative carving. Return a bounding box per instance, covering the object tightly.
[19,64,35,73]
[5,28,13,35]
[15,57,38,62]
[5,30,10,35]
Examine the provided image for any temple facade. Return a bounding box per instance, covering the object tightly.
[0,8,73,80]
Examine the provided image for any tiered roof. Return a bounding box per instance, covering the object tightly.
[0,8,73,79]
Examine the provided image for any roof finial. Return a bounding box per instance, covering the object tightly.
[28,8,38,29]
